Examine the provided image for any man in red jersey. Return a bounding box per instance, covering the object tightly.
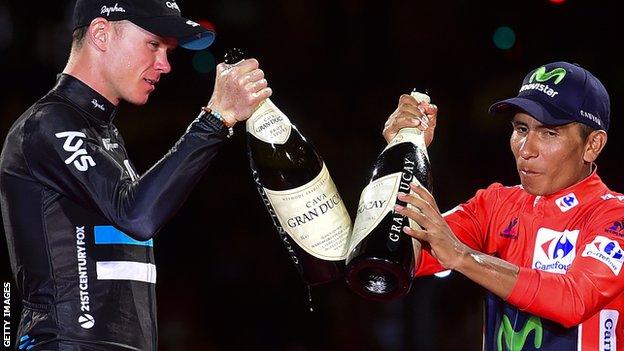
[385,61,623,350]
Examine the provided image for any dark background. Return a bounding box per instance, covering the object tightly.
[0,0,621,350]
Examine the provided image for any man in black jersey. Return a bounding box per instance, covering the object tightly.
[0,0,271,349]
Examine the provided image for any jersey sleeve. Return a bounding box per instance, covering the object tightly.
[23,103,227,240]
[507,203,624,328]
[415,183,504,276]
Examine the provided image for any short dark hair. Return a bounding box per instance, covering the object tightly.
[578,123,596,141]
[72,26,89,49]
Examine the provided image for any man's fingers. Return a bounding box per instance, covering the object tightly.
[397,191,439,219]
[394,203,432,228]
[246,78,268,93]
[408,183,438,211]
[233,58,259,72]
[239,69,265,86]
[253,87,272,101]
[403,226,429,241]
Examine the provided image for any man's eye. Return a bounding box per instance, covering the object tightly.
[514,125,528,133]
[546,130,558,137]
[149,42,159,49]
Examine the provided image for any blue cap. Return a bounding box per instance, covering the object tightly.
[489,61,610,131]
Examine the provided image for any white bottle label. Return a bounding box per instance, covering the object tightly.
[247,99,292,145]
[264,163,352,260]
[349,172,425,253]
[383,128,428,158]
[349,172,402,252]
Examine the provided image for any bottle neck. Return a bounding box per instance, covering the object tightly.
[384,127,427,153]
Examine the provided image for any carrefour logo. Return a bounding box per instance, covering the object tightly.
[532,228,579,274]
[530,66,567,84]
[582,236,624,275]
[497,315,543,351]
[555,192,579,212]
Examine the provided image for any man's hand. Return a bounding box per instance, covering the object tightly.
[383,94,438,147]
[395,183,520,299]
[206,58,272,126]
[394,183,468,270]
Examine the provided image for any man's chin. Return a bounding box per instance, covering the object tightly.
[519,180,547,196]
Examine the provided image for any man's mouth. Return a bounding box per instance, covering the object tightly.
[144,78,158,87]
[519,168,540,176]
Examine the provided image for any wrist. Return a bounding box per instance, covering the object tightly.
[206,102,237,127]
[200,106,234,138]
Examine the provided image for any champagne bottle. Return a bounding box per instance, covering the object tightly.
[345,91,433,300]
[230,50,353,286]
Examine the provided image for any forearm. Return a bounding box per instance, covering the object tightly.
[454,248,520,300]
[112,114,226,239]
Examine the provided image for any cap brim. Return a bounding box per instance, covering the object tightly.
[488,97,575,126]
[130,16,215,50]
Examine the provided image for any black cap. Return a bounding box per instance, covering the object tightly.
[489,61,610,131]
[72,0,215,50]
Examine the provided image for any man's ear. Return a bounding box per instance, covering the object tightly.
[583,130,607,163]
[87,18,111,51]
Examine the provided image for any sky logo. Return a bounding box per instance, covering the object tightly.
[582,236,624,275]
[555,193,579,212]
[532,228,579,274]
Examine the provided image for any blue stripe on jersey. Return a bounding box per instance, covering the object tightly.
[94,226,153,247]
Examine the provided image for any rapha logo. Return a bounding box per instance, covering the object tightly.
[166,1,181,12]
[500,217,519,239]
[55,131,96,172]
[101,3,126,16]
[91,99,105,111]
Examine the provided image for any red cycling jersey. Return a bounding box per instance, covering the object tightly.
[416,170,624,350]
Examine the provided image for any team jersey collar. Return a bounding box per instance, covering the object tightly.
[52,74,117,124]
[533,166,605,212]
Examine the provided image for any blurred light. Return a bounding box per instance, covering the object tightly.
[549,0,566,4]
[493,26,516,50]
[192,50,216,74]
[434,270,452,278]
[0,4,14,50]
[197,19,216,33]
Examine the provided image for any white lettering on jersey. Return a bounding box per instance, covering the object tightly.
[582,236,624,275]
[55,131,96,172]
[102,138,118,151]
[91,99,105,111]
[532,228,579,274]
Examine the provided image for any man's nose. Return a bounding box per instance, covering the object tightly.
[155,52,171,74]
[519,132,539,159]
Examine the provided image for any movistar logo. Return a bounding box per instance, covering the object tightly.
[497,315,543,351]
[530,66,566,85]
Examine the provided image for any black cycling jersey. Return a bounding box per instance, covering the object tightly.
[0,74,228,350]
